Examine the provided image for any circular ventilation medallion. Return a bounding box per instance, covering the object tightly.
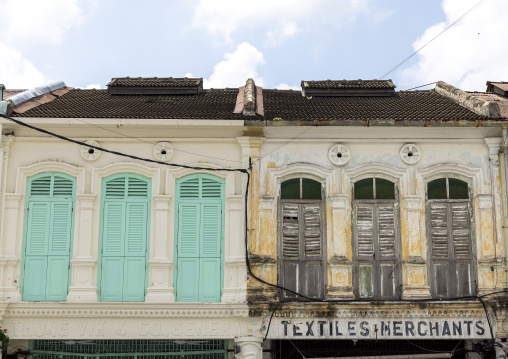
[80,140,102,161]
[328,144,351,166]
[153,142,174,161]
[400,143,421,164]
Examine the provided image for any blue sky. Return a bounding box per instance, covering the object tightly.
[0,0,506,92]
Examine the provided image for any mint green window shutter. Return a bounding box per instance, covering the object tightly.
[199,203,221,302]
[100,174,150,302]
[176,174,223,302]
[123,203,148,301]
[23,173,75,302]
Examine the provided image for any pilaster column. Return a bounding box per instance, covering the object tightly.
[484,138,506,289]
[67,194,98,302]
[1,193,22,301]
[146,195,174,302]
[401,195,430,299]
[327,194,353,299]
[235,337,263,359]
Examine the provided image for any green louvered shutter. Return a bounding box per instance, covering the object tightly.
[100,175,149,302]
[200,203,221,302]
[100,202,125,301]
[176,203,200,301]
[176,175,223,302]
[123,203,148,301]
[23,174,74,301]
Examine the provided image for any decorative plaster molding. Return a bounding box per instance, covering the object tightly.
[3,303,250,319]
[400,144,422,165]
[329,194,349,210]
[153,142,174,162]
[15,161,86,195]
[328,144,351,166]
[476,194,493,209]
[91,162,161,196]
[266,162,334,197]
[80,140,102,161]
[344,163,406,183]
[403,195,423,210]
[417,163,482,186]
[166,163,235,196]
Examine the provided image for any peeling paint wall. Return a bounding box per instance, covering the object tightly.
[247,127,506,305]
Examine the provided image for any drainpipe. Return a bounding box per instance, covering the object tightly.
[501,127,508,279]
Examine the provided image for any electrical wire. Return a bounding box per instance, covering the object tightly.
[71,117,245,164]
[380,0,487,79]
[404,82,439,91]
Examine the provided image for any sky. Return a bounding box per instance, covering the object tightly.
[0,0,506,92]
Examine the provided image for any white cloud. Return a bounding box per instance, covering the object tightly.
[274,83,300,91]
[184,73,194,78]
[192,0,371,44]
[399,0,508,91]
[0,42,48,89]
[0,0,84,44]
[266,22,300,47]
[84,83,101,89]
[204,42,265,88]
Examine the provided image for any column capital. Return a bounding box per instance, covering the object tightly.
[237,136,264,158]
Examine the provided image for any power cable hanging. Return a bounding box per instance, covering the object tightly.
[380,0,487,79]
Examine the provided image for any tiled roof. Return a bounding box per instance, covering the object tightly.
[470,92,508,118]
[302,79,395,89]
[13,88,492,122]
[107,77,203,88]
[2,89,26,100]
[489,82,508,92]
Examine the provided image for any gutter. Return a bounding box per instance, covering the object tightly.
[502,127,508,279]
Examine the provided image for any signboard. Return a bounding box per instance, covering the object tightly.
[266,318,490,339]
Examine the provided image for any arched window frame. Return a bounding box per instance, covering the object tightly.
[278,176,326,301]
[98,172,152,302]
[21,171,76,301]
[173,173,225,302]
[425,177,476,298]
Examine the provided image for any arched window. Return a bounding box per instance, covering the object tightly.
[279,178,324,301]
[352,178,401,299]
[22,173,75,301]
[99,174,151,302]
[175,174,224,302]
[427,178,475,297]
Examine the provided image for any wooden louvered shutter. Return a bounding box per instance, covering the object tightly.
[302,203,323,298]
[355,203,375,298]
[429,202,450,297]
[280,201,323,300]
[376,203,398,299]
[429,201,474,297]
[451,202,474,296]
[354,202,399,299]
[281,203,300,300]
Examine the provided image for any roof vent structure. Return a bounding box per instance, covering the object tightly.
[233,78,264,116]
[107,77,203,95]
[486,81,508,97]
[301,79,395,97]
[9,81,66,106]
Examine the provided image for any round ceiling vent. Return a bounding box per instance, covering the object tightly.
[80,140,102,161]
[153,142,174,162]
[400,143,421,165]
[328,144,351,166]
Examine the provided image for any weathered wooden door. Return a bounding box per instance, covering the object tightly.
[427,178,475,297]
[279,178,324,301]
[353,178,401,299]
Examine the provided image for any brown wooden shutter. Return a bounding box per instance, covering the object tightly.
[428,201,474,297]
[354,202,400,299]
[280,201,324,300]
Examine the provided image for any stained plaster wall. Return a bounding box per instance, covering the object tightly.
[248,127,506,302]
